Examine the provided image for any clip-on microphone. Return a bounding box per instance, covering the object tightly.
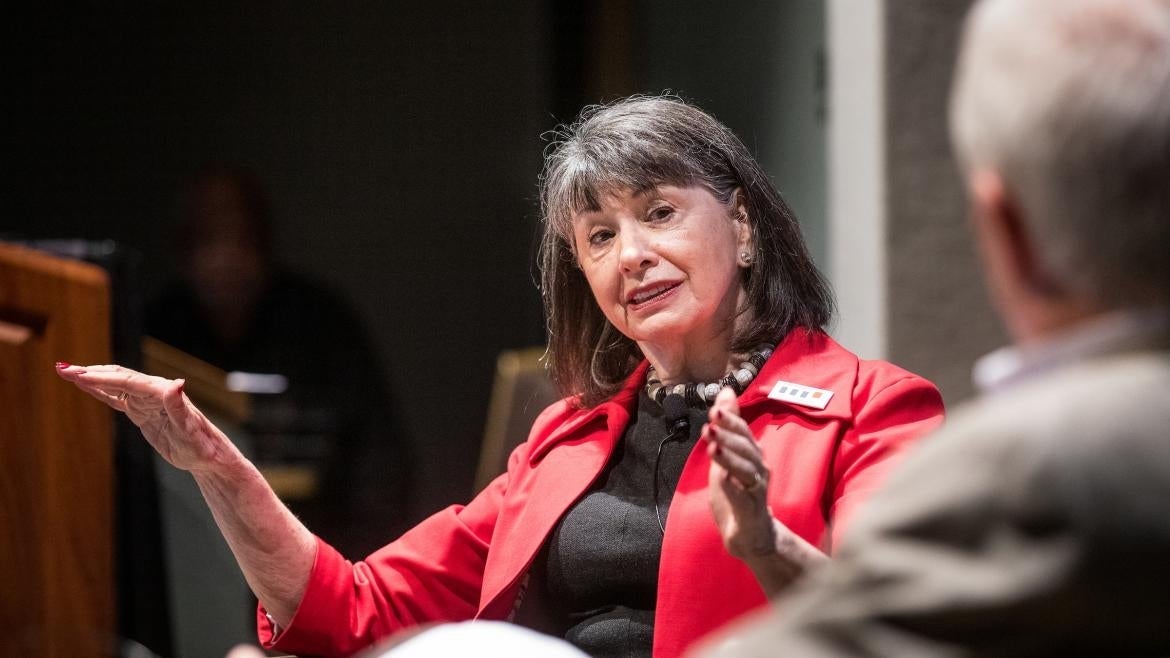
[662,393,690,438]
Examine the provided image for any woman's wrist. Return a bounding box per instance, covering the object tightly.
[187,417,251,478]
[733,512,781,561]
[740,518,826,597]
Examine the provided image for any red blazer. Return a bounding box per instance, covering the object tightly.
[260,329,944,657]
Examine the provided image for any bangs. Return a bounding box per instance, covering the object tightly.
[542,124,705,243]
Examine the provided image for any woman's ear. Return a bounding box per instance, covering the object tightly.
[732,188,754,260]
[732,187,749,222]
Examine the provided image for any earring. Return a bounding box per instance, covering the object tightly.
[740,251,752,265]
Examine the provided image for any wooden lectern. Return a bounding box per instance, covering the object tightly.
[0,242,114,657]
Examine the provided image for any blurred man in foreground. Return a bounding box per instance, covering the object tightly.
[701,0,1170,655]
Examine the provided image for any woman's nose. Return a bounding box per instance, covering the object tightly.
[618,232,657,273]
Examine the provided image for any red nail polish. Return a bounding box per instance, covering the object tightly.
[55,362,71,369]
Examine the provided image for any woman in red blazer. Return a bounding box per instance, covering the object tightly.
[58,97,943,658]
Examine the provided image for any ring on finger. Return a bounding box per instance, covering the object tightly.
[744,470,765,493]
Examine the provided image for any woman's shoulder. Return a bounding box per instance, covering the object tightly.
[798,330,939,394]
[774,330,941,414]
[508,382,642,471]
[528,395,588,435]
[509,395,596,460]
[854,358,940,410]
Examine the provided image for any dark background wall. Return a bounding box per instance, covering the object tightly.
[640,1,827,263]
[4,1,828,525]
[6,2,555,524]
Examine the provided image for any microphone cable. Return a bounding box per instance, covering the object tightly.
[654,393,690,534]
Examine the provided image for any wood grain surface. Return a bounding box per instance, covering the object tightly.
[0,242,114,657]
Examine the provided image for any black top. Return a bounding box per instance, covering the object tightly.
[526,390,708,657]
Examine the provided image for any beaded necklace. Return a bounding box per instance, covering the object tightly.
[645,343,776,406]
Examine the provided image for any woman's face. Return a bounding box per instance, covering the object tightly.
[572,184,752,350]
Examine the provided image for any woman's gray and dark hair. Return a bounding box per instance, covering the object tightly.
[538,95,834,407]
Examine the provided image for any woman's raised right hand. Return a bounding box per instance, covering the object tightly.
[56,363,227,473]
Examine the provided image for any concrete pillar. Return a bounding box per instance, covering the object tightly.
[828,0,1004,405]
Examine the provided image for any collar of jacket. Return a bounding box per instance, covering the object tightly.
[528,327,855,466]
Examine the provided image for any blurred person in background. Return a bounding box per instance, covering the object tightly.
[147,168,413,556]
[698,0,1170,655]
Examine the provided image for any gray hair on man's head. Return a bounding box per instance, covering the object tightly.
[950,0,1170,307]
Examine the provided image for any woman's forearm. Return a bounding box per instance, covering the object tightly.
[742,518,829,598]
[56,365,320,627]
[191,436,317,627]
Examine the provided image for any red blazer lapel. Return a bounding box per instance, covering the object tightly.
[478,364,646,617]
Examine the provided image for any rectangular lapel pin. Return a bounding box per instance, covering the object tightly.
[767,380,834,410]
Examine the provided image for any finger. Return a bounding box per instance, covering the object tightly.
[68,379,129,411]
[707,443,736,492]
[704,423,763,464]
[708,387,747,428]
[69,374,165,413]
[76,368,171,396]
[162,379,189,421]
[710,447,759,489]
[709,458,740,506]
[97,388,131,407]
[712,386,741,416]
[70,371,164,405]
[60,363,127,376]
[702,419,767,465]
[718,466,751,501]
[707,446,764,506]
[54,363,89,381]
[709,405,752,437]
[68,373,125,398]
[707,428,767,490]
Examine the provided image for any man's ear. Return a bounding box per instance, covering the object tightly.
[969,169,1054,297]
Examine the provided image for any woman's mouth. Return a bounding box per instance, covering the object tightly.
[627,282,681,310]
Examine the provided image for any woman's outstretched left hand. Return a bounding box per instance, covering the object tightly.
[54,362,317,624]
[55,364,224,472]
[705,387,827,596]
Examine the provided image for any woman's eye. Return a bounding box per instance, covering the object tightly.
[589,229,614,246]
[648,206,674,221]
